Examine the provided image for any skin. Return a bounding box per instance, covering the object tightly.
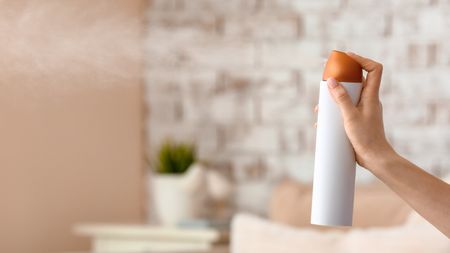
[321,52,450,238]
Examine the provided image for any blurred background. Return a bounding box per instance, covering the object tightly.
[0,0,449,253]
[146,0,450,209]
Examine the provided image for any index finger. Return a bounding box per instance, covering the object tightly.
[346,52,383,100]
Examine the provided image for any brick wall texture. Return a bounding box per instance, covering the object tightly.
[145,0,450,213]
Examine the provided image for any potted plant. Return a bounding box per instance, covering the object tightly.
[148,140,198,226]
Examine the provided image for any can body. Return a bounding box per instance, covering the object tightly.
[311,80,362,226]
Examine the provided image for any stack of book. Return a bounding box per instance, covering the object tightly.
[74,220,228,253]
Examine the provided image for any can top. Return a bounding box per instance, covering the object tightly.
[322,50,362,83]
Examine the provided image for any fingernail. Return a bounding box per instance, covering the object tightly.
[327,77,338,88]
[346,51,355,55]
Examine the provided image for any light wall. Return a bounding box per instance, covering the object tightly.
[145,0,450,213]
[0,1,145,252]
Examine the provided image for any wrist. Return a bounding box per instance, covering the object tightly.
[366,145,400,175]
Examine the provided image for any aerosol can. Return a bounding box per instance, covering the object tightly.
[311,50,363,226]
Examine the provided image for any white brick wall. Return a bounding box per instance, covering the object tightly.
[145,0,450,213]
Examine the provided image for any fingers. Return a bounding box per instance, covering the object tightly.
[346,52,383,101]
[327,78,358,121]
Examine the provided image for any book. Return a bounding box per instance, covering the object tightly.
[74,224,221,252]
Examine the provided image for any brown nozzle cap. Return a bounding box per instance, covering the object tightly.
[322,50,362,83]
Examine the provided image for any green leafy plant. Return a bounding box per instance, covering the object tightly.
[155,140,196,174]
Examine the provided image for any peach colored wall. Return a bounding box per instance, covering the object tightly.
[0,1,145,252]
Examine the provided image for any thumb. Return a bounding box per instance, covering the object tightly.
[327,78,358,121]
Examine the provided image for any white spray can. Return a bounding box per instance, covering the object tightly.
[311,50,363,226]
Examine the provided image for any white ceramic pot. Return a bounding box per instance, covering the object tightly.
[150,173,195,226]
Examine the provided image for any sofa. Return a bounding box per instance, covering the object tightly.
[231,177,450,253]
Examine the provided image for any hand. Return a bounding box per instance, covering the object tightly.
[325,52,395,171]
[318,53,450,237]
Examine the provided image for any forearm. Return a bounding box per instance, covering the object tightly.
[369,151,450,237]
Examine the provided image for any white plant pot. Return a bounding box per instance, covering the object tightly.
[150,173,195,226]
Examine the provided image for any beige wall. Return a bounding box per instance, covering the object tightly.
[0,1,145,252]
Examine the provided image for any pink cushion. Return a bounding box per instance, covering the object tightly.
[269,178,412,228]
[231,213,450,253]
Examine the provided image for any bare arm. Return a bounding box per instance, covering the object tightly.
[325,52,450,237]
[372,150,450,237]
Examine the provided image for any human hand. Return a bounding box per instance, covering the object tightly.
[317,53,450,236]
[323,52,396,171]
